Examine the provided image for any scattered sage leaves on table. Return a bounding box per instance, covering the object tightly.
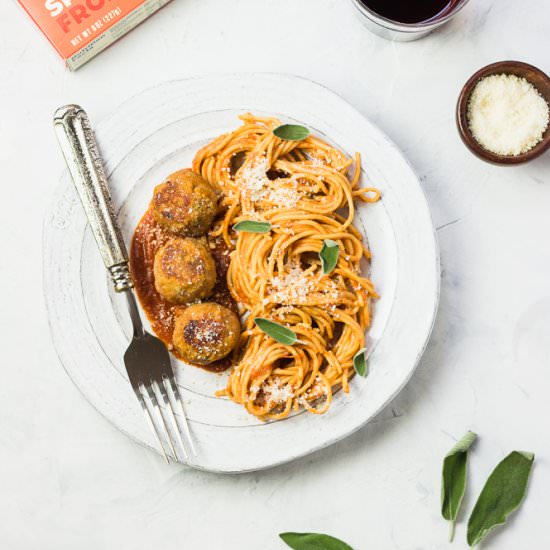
[233,220,272,233]
[319,239,339,274]
[255,317,297,345]
[273,124,310,141]
[353,348,368,377]
[279,532,353,550]
[441,431,477,541]
[467,451,534,547]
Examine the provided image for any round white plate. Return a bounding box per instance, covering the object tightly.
[43,74,439,473]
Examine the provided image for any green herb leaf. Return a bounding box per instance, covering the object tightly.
[441,431,477,541]
[273,124,310,141]
[233,220,272,233]
[279,532,353,550]
[467,451,535,547]
[353,348,368,377]
[319,239,339,274]
[254,317,297,345]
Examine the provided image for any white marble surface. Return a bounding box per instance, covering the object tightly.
[1,0,549,548]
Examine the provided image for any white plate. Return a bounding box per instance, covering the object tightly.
[43,74,439,473]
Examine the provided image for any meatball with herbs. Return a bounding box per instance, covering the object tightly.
[153,237,216,303]
[151,169,218,237]
[173,303,241,365]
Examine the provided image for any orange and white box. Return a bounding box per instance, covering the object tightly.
[18,0,172,70]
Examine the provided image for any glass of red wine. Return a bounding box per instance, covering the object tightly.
[351,0,470,41]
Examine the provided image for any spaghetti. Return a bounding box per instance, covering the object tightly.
[192,114,380,420]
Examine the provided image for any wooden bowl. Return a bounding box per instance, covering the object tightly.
[456,61,550,165]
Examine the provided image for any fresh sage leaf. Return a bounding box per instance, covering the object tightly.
[233,220,272,233]
[273,124,310,141]
[353,348,368,377]
[467,451,535,547]
[320,239,339,274]
[279,532,353,550]
[441,431,477,541]
[255,317,297,345]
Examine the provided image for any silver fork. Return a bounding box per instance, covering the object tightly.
[53,104,196,463]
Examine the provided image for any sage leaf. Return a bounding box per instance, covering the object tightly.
[255,317,297,345]
[273,124,310,141]
[279,532,353,550]
[353,348,368,377]
[441,431,477,541]
[320,239,339,274]
[467,451,535,547]
[233,220,272,233]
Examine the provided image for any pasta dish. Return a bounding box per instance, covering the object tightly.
[192,114,380,418]
[131,113,380,420]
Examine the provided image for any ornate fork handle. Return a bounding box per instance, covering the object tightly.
[53,105,195,463]
[53,105,132,293]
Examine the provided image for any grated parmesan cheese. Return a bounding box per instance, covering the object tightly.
[261,378,294,404]
[265,185,300,208]
[467,73,549,156]
[270,265,314,303]
[238,156,269,201]
[238,156,305,207]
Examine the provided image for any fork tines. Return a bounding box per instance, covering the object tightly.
[136,376,196,463]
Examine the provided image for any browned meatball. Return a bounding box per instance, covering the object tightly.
[151,169,218,236]
[153,238,216,303]
[173,303,241,365]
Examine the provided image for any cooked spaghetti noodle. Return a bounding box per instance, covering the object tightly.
[192,114,380,419]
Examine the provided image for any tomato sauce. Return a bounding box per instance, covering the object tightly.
[130,208,237,372]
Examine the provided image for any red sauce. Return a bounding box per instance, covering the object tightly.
[130,208,238,372]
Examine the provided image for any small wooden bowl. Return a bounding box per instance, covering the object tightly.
[456,61,550,165]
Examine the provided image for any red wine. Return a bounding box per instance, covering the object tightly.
[359,0,458,24]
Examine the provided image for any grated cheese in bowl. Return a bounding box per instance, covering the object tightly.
[467,73,549,156]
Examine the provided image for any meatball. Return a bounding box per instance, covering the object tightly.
[151,169,218,236]
[153,238,216,303]
[173,303,241,365]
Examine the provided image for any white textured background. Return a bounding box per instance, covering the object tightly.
[1,0,549,548]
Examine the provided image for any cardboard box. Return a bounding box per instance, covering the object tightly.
[18,0,172,70]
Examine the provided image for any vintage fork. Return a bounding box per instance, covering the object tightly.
[54,104,196,463]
